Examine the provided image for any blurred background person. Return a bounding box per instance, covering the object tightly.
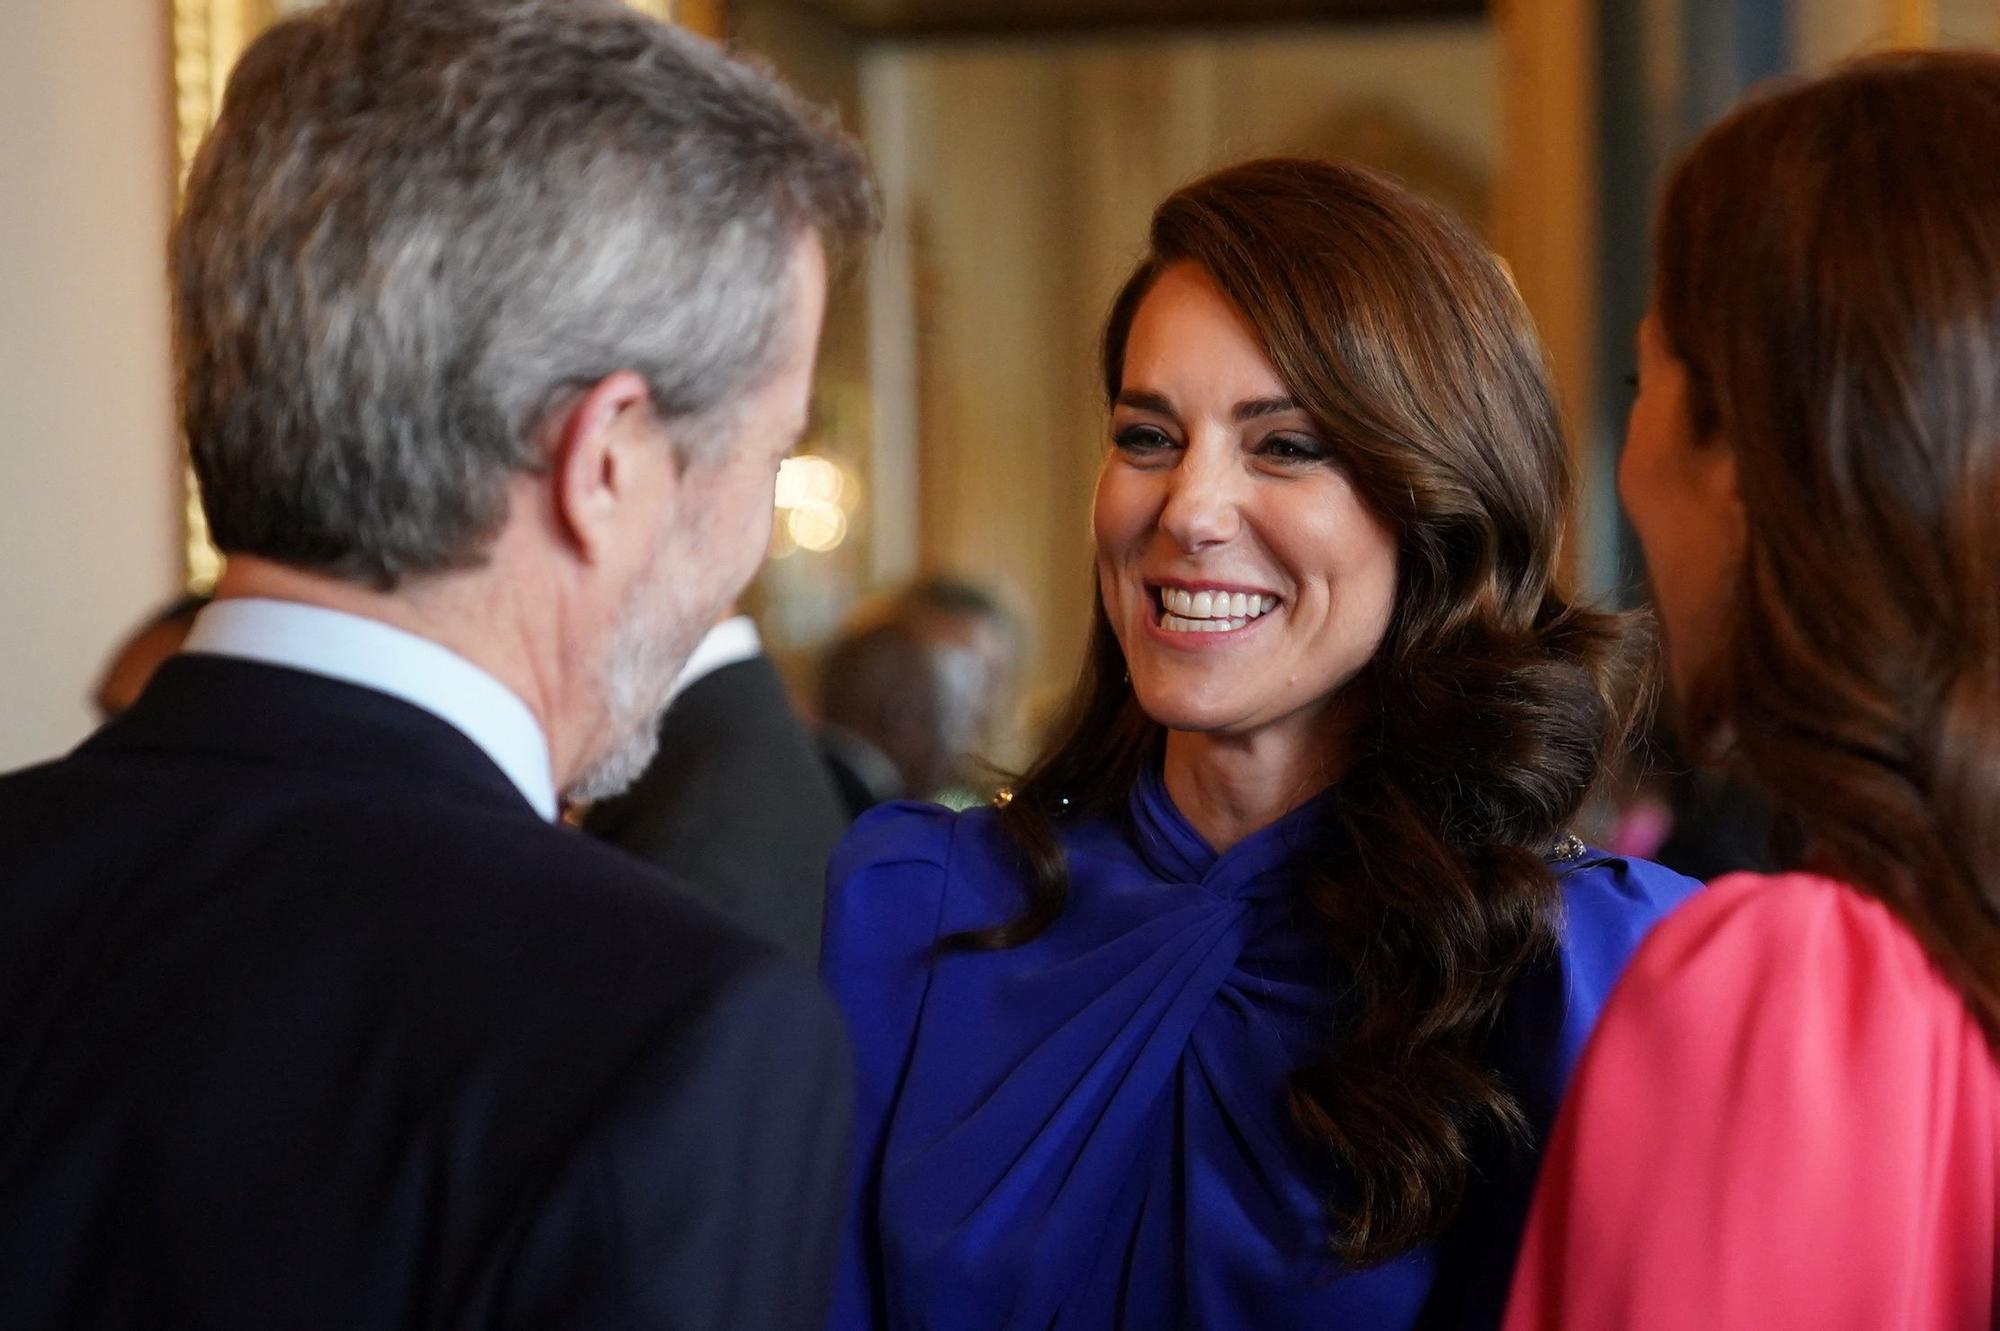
[885,576,1025,767]
[583,606,851,959]
[1506,50,2000,1329]
[817,615,971,815]
[816,575,1020,815]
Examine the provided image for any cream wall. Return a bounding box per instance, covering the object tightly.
[0,2,181,769]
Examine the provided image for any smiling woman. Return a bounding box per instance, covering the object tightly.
[1095,259,1401,833]
[820,157,1700,1330]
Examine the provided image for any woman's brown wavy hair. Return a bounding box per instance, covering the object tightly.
[1654,52,2000,1037]
[946,158,1647,1265]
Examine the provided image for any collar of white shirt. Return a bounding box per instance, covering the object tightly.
[668,615,763,705]
[182,597,559,822]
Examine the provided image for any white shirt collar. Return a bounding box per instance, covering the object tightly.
[182,597,559,821]
[668,615,763,704]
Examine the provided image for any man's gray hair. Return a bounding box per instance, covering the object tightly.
[174,0,878,587]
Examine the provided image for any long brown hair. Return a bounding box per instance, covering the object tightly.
[1656,51,2000,1034]
[951,158,1646,1265]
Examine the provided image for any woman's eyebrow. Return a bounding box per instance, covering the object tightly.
[1234,396,1300,421]
[1114,389,1176,416]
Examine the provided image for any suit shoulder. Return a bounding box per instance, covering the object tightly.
[332,799,784,988]
[697,942,850,1050]
[0,750,110,817]
[485,812,760,920]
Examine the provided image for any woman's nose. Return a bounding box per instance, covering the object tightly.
[1156,445,1242,551]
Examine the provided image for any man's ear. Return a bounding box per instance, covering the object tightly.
[546,370,675,565]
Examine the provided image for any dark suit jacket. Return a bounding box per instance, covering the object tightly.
[0,654,852,1331]
[584,654,849,960]
[817,725,908,824]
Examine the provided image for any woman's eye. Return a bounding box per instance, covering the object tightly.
[1259,433,1332,464]
[1112,424,1177,454]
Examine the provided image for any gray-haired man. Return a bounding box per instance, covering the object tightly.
[0,2,876,1327]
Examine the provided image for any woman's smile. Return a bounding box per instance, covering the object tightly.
[1145,580,1283,642]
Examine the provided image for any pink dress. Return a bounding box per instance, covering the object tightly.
[1504,872,2000,1330]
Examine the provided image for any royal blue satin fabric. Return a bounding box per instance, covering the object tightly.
[821,767,1696,1330]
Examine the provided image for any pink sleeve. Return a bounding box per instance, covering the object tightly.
[1503,872,1999,1331]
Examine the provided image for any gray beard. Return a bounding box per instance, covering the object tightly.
[562,557,707,806]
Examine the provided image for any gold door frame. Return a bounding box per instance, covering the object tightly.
[168,0,682,588]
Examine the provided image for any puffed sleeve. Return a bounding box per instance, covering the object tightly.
[1533,853,1706,1109]
[1503,872,2000,1330]
[819,801,957,1330]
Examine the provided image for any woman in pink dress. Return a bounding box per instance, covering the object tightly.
[1503,51,2000,1330]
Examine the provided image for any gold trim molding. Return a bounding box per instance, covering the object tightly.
[169,0,683,588]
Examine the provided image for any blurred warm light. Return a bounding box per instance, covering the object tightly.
[775,454,847,509]
[786,501,849,554]
[772,453,855,554]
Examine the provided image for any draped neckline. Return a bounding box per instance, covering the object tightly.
[1126,761,1338,899]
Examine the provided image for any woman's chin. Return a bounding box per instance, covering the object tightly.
[1129,683,1246,736]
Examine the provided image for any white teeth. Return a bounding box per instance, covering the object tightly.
[1160,612,1252,634]
[1155,586,1279,625]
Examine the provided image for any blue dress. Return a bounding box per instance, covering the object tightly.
[820,767,1697,1330]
